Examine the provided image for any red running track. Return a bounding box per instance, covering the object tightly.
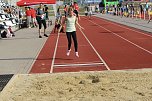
[30,16,152,73]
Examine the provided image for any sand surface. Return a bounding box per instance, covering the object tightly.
[1,69,152,101]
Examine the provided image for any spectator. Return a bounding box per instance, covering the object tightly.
[145,2,149,12]
[54,16,64,33]
[31,7,37,27]
[64,4,68,17]
[88,4,92,19]
[106,3,109,14]
[99,1,104,13]
[73,2,80,20]
[8,26,15,37]
[139,3,143,15]
[84,5,89,16]
[25,7,32,28]
[54,7,64,33]
[44,5,49,20]
[56,7,62,20]
[36,3,48,38]
[19,9,23,19]
[6,6,12,17]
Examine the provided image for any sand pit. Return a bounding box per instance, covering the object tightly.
[1,69,152,101]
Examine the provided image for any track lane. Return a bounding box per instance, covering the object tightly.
[79,17,152,70]
[30,16,152,73]
[94,16,152,52]
[53,26,107,73]
[30,32,57,73]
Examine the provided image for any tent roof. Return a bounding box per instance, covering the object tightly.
[17,0,56,6]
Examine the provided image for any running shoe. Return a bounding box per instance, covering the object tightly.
[44,34,48,37]
[39,36,42,38]
[75,52,79,57]
[66,49,71,56]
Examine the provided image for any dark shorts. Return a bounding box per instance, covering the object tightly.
[37,19,47,29]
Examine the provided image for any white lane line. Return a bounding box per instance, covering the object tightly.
[50,32,60,73]
[54,62,104,67]
[89,20,152,55]
[78,27,110,70]
[96,16,152,38]
[58,44,90,48]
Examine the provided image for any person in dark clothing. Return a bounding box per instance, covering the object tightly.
[44,5,49,20]
[73,2,80,20]
[36,3,48,38]
[64,4,68,17]
[99,1,105,13]
[139,3,143,15]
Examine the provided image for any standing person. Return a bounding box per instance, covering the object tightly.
[130,4,134,16]
[54,7,62,33]
[31,7,37,27]
[62,7,84,57]
[73,2,80,20]
[6,6,12,17]
[99,1,104,13]
[64,4,68,17]
[56,7,62,20]
[25,7,32,28]
[19,9,23,28]
[84,5,89,16]
[106,3,109,14]
[44,5,49,20]
[88,4,92,19]
[145,2,149,13]
[139,3,143,15]
[36,3,48,38]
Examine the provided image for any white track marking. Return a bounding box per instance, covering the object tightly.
[54,62,104,67]
[58,44,90,48]
[96,17,152,38]
[50,32,60,73]
[89,20,152,55]
[78,27,110,70]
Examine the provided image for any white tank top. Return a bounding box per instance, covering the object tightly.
[66,16,76,32]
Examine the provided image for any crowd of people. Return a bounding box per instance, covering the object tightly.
[24,4,49,29]
[102,2,152,18]
[0,5,19,38]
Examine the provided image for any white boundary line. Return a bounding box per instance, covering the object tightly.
[96,16,152,38]
[50,32,60,73]
[54,62,104,67]
[89,20,152,55]
[57,44,89,48]
[78,27,110,70]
